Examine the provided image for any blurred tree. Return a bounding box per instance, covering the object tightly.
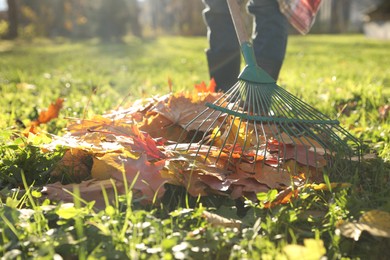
[97,0,141,41]
[6,0,19,39]
[331,0,351,33]
[171,0,205,35]
[146,0,205,35]
[128,0,142,37]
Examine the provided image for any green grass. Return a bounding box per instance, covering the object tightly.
[0,35,390,259]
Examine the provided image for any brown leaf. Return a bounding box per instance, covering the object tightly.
[161,155,230,197]
[41,179,126,210]
[234,161,294,188]
[230,178,269,199]
[281,144,327,168]
[150,93,223,132]
[379,104,390,120]
[50,149,92,182]
[279,132,324,151]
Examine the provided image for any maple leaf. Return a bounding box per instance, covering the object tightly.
[263,187,299,208]
[44,131,125,154]
[66,115,135,137]
[91,153,167,203]
[194,78,216,93]
[41,179,127,210]
[281,144,327,168]
[210,117,254,149]
[32,98,64,126]
[150,93,223,132]
[139,113,186,142]
[131,125,166,160]
[279,132,324,151]
[161,154,230,197]
[50,148,92,183]
[233,161,295,189]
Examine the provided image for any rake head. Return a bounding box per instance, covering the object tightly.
[174,64,361,180]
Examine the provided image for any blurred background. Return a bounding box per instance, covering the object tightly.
[0,0,389,41]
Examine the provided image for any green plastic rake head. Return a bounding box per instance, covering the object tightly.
[174,0,361,178]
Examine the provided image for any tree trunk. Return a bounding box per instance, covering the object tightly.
[330,0,351,33]
[6,0,19,39]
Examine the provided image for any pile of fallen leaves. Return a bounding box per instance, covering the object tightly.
[28,80,327,208]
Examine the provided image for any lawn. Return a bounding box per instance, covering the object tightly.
[0,35,389,259]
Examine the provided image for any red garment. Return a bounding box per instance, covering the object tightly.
[277,0,322,34]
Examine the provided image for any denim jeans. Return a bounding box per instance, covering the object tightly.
[202,0,288,91]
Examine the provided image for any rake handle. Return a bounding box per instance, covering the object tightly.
[227,0,275,83]
[227,0,249,45]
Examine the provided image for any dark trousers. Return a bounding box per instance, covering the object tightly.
[202,0,288,92]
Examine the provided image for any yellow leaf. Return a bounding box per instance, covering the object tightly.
[92,153,124,180]
[283,239,326,260]
[310,183,351,191]
[213,117,254,149]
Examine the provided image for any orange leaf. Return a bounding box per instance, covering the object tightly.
[194,78,216,93]
[131,125,166,160]
[263,188,299,208]
[208,78,217,93]
[32,98,64,126]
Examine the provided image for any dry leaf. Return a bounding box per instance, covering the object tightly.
[229,179,269,199]
[194,78,216,93]
[234,161,294,189]
[139,113,185,142]
[263,187,299,208]
[281,144,327,168]
[161,155,230,197]
[211,117,254,149]
[38,86,335,206]
[150,93,223,132]
[131,125,166,160]
[337,210,390,240]
[91,153,167,203]
[50,148,92,182]
[379,104,389,120]
[202,210,241,228]
[32,98,64,126]
[41,179,126,210]
[66,115,135,136]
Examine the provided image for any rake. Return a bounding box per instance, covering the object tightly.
[175,0,360,178]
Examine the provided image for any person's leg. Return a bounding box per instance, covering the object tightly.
[202,0,241,92]
[247,0,288,80]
